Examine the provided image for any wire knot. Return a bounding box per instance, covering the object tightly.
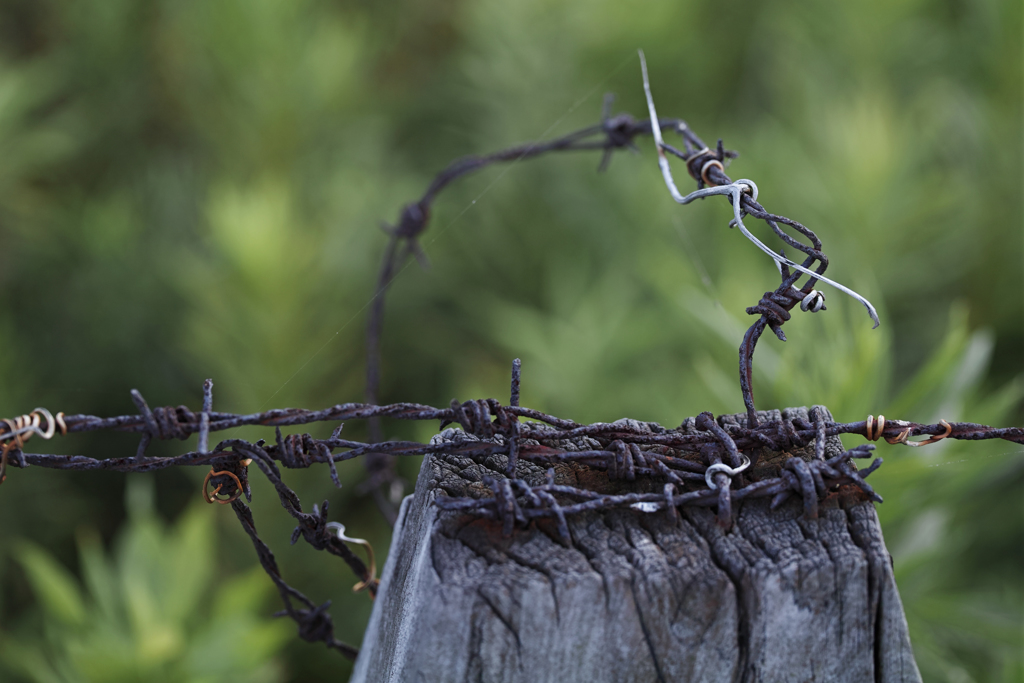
[609,440,646,480]
[150,405,194,440]
[746,290,795,340]
[288,600,337,645]
[390,202,430,240]
[483,475,526,537]
[447,398,514,440]
[275,429,320,468]
[770,445,883,517]
[602,113,639,150]
[684,139,735,188]
[775,418,808,452]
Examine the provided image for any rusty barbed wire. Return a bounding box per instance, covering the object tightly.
[5,361,1024,656]
[6,65,1023,660]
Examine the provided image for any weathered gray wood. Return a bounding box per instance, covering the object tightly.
[351,407,921,683]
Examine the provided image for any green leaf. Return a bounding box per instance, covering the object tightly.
[14,542,86,628]
[160,504,214,625]
[0,636,66,683]
[76,529,120,627]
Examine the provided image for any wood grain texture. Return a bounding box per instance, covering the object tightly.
[351,407,921,683]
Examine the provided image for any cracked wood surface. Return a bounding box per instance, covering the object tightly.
[351,407,921,683]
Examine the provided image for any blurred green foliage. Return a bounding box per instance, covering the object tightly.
[0,0,1018,680]
[1,477,290,682]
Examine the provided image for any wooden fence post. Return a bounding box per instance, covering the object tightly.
[351,407,922,683]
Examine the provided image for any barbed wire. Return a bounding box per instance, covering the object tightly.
[362,56,882,512]
[4,60,1022,659]
[4,363,1023,655]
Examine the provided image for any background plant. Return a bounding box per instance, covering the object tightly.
[1,477,291,683]
[0,0,1019,680]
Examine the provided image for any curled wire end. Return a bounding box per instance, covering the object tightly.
[30,408,56,439]
[326,522,378,598]
[0,407,67,486]
[800,290,826,313]
[897,419,952,447]
[884,428,909,445]
[705,455,751,489]
[203,469,243,505]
